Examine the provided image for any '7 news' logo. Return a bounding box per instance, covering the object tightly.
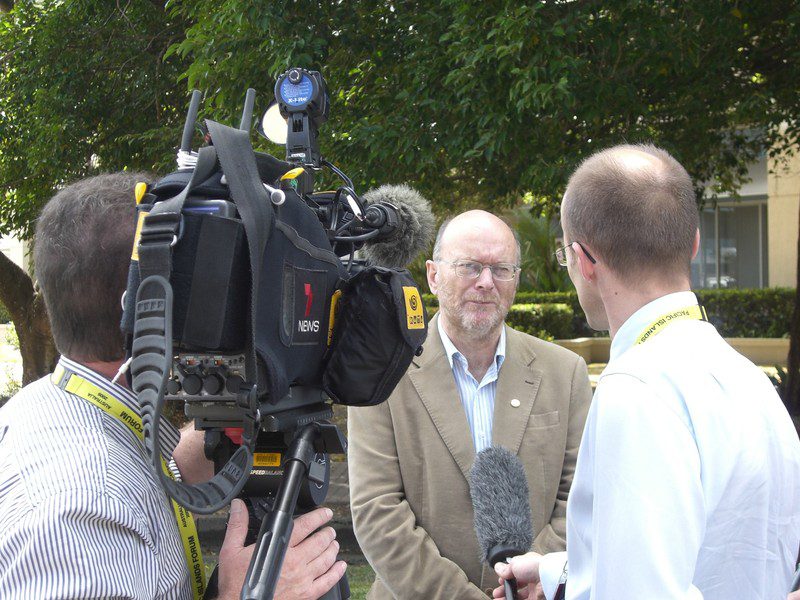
[298,283,319,333]
[293,270,326,344]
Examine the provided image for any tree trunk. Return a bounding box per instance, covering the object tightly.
[0,248,58,385]
[787,200,800,419]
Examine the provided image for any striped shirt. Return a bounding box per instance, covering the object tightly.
[0,357,191,599]
[438,319,506,453]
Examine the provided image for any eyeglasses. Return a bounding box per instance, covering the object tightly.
[439,260,520,281]
[554,241,597,267]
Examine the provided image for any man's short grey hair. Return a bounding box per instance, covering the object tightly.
[34,172,152,361]
[432,215,521,264]
[562,143,698,279]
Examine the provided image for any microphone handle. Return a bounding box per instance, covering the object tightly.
[504,577,518,600]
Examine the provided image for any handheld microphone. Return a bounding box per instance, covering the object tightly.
[470,446,534,600]
[360,184,435,268]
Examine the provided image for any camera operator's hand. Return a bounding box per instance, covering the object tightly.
[216,500,346,600]
[274,506,347,599]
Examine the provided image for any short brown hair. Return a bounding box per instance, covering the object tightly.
[34,172,152,361]
[562,144,698,278]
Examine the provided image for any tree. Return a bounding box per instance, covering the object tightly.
[0,0,188,383]
[169,1,799,201]
[169,0,800,412]
[3,0,800,385]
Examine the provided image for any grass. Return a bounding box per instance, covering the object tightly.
[346,562,375,599]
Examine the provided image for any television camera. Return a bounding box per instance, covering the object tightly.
[122,68,433,600]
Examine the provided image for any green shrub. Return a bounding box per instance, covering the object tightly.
[0,302,10,324]
[696,288,792,338]
[424,302,573,340]
[506,303,574,340]
[423,288,794,339]
[423,292,594,338]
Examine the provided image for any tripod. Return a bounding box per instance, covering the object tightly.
[240,422,348,600]
[195,388,350,600]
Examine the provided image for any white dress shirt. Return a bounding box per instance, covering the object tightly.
[540,291,800,599]
[0,357,190,599]
[438,318,506,452]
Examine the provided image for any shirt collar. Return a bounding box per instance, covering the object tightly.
[437,316,507,371]
[56,356,181,458]
[610,290,699,361]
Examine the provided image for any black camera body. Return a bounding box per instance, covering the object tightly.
[122,69,429,600]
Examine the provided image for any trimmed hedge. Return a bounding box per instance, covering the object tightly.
[423,288,794,339]
[696,288,792,338]
[507,303,573,341]
[425,302,573,341]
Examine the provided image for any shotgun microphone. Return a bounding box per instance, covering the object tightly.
[470,446,534,600]
[359,184,435,268]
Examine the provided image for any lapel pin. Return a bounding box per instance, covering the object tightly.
[510,398,521,408]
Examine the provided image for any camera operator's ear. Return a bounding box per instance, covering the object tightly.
[259,101,287,145]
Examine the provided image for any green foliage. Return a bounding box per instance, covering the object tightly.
[697,288,793,338]
[424,288,795,339]
[0,1,189,237]
[424,301,573,340]
[505,207,571,293]
[0,302,10,324]
[168,1,800,216]
[507,303,573,340]
[0,325,21,406]
[512,291,595,337]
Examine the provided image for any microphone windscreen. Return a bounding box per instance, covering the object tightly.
[470,446,534,563]
[361,184,435,268]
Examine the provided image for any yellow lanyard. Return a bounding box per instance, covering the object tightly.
[634,304,708,346]
[52,364,206,600]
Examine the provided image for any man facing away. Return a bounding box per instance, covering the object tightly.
[348,209,593,598]
[494,144,800,600]
[0,173,345,599]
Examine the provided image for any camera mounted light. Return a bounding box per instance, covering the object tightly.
[270,68,329,169]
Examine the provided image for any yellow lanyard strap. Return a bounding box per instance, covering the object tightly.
[52,365,206,600]
[635,304,708,346]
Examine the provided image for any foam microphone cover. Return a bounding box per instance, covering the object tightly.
[470,446,534,564]
[361,184,435,268]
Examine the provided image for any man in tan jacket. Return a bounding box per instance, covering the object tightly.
[348,210,592,599]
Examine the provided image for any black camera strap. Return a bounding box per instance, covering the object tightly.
[132,121,271,514]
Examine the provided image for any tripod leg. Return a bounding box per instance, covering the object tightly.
[240,425,317,600]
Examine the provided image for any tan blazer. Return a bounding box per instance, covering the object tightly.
[348,314,592,599]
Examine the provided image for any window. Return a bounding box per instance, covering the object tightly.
[692,199,768,289]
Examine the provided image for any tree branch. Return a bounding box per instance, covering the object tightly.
[0,0,14,13]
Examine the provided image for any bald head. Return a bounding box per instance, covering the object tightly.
[562,144,698,280]
[433,210,520,264]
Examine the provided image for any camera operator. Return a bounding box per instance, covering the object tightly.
[0,173,346,599]
[493,144,800,600]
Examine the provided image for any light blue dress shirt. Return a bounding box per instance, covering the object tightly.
[438,317,506,453]
[539,291,800,600]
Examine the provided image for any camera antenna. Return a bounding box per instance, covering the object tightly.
[177,90,202,170]
[180,90,202,152]
[240,88,256,132]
